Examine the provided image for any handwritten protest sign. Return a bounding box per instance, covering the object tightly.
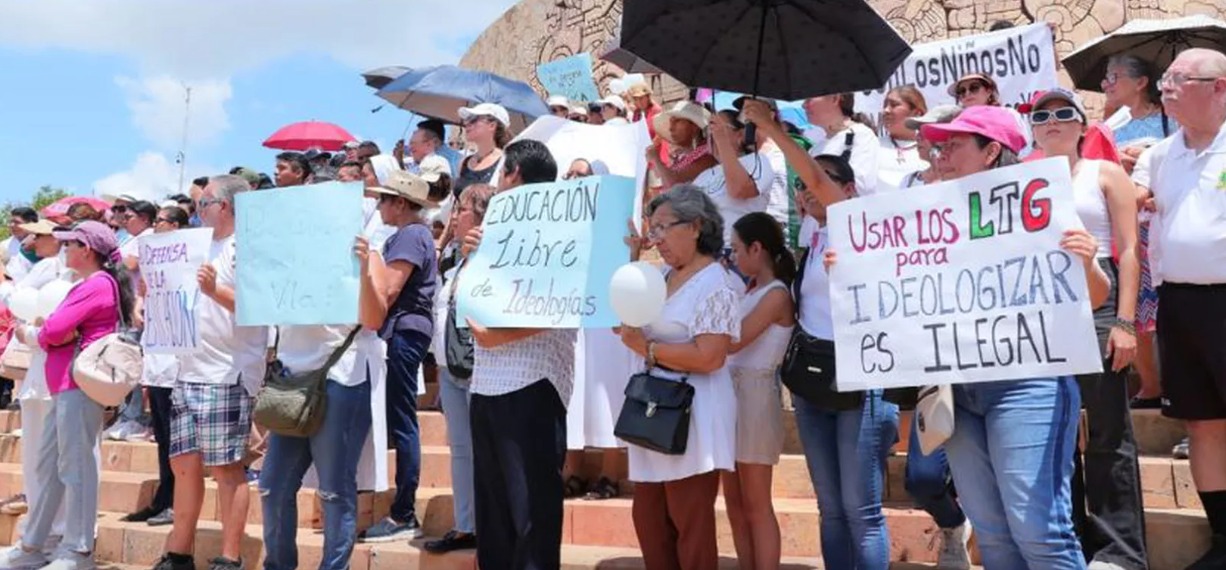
[537,53,601,103]
[139,228,212,354]
[855,23,1057,130]
[457,175,635,328]
[235,182,364,326]
[828,159,1102,391]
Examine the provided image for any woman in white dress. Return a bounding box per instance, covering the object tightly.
[877,86,929,192]
[619,184,740,570]
[724,212,795,570]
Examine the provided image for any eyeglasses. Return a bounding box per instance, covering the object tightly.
[645,220,689,241]
[111,205,128,213]
[155,217,174,225]
[1158,73,1220,88]
[955,82,986,99]
[195,197,222,210]
[1030,106,1081,125]
[1101,71,1123,86]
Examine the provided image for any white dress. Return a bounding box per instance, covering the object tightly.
[627,263,741,483]
[567,328,642,450]
[728,280,793,465]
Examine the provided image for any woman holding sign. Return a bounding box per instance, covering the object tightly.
[1029,88,1147,570]
[743,98,900,570]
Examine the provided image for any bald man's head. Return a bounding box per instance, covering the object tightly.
[1181,47,1226,76]
[1162,48,1226,128]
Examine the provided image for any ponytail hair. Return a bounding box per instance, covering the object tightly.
[733,212,797,286]
[96,250,136,326]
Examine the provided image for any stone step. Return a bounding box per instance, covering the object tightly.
[83,511,981,570]
[0,406,1189,458]
[0,428,1204,511]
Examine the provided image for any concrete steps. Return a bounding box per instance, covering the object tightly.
[0,403,1207,568]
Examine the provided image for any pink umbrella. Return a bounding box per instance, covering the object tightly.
[41,196,113,221]
[262,120,356,151]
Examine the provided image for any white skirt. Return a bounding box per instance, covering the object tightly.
[566,328,641,450]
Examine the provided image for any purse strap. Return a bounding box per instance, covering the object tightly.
[322,327,362,371]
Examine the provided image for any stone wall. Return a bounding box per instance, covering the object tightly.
[460,0,1225,110]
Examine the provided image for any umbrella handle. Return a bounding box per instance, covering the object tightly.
[743,0,768,153]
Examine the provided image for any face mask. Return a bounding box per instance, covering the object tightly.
[115,228,130,242]
[189,214,202,228]
[20,248,40,265]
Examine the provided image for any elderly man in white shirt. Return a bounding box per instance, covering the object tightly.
[461,139,576,570]
[1140,47,1226,569]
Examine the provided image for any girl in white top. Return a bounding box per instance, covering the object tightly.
[724,212,796,570]
[619,185,741,569]
[878,86,930,192]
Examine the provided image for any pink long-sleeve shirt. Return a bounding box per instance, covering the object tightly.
[38,272,119,394]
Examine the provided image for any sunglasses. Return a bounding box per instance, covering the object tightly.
[1029,106,1081,125]
[111,205,128,213]
[955,82,986,99]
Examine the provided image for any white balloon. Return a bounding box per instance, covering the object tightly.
[37,281,74,318]
[8,288,40,322]
[608,261,667,327]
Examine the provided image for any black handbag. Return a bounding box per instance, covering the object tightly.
[780,329,864,411]
[614,370,694,455]
[444,303,474,380]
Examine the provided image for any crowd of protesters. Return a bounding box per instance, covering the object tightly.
[0,23,1221,570]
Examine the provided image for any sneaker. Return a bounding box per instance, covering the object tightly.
[935,522,971,570]
[1186,534,1226,570]
[1173,437,1190,460]
[1087,561,1126,570]
[244,469,260,485]
[123,425,154,442]
[150,553,194,570]
[121,505,161,523]
[9,429,20,438]
[359,515,423,543]
[38,552,95,570]
[0,546,47,570]
[207,556,242,570]
[147,508,174,527]
[423,530,476,553]
[103,421,133,441]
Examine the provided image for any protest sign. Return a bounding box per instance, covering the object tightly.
[537,53,601,103]
[514,115,651,223]
[456,175,635,328]
[235,182,364,326]
[139,228,212,354]
[827,158,1103,391]
[854,23,1057,132]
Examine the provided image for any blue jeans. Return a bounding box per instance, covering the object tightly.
[385,329,430,522]
[438,369,475,533]
[793,391,899,570]
[905,412,966,529]
[945,377,1086,570]
[259,380,372,570]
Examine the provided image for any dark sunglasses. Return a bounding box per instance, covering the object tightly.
[1029,107,1081,125]
[111,205,128,213]
[955,82,986,98]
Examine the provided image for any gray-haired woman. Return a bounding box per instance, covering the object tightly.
[619,184,741,570]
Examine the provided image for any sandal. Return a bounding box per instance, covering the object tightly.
[583,477,620,500]
[563,475,587,499]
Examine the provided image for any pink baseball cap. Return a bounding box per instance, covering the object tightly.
[920,106,1027,154]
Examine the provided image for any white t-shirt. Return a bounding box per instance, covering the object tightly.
[693,152,775,244]
[761,144,790,228]
[1144,124,1226,285]
[798,226,834,339]
[809,122,880,196]
[275,325,377,388]
[176,235,269,395]
[119,227,153,261]
[877,136,927,192]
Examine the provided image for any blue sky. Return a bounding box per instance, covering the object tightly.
[0,0,518,206]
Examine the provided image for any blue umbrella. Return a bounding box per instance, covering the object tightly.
[376,65,550,133]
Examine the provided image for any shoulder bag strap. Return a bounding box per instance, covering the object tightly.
[321,327,362,371]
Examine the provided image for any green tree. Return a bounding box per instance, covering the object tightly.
[0,185,72,240]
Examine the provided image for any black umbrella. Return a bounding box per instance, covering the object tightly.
[1062,15,1226,92]
[361,66,411,90]
[600,32,664,75]
[620,0,912,101]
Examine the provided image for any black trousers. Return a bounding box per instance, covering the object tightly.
[147,387,175,512]
[471,379,566,570]
[1072,258,1148,569]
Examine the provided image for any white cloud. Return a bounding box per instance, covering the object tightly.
[116,76,233,151]
[93,151,217,202]
[0,0,516,79]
